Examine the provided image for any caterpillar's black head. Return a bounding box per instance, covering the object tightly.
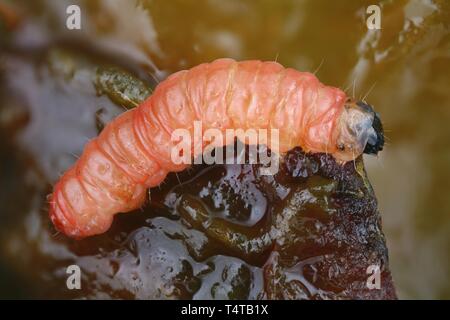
[334,99,385,163]
[356,101,384,155]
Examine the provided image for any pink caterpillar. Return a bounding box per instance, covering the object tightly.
[49,58,383,238]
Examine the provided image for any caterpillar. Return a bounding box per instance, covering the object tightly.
[49,58,384,238]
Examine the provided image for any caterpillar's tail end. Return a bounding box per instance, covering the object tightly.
[48,192,84,239]
[48,183,113,240]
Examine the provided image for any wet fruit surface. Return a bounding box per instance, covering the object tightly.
[0,59,396,297]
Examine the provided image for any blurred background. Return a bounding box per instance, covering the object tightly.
[0,0,449,299]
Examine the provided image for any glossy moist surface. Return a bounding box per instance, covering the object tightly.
[60,147,396,299]
[5,146,397,299]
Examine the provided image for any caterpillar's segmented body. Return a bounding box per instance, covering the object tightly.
[50,58,383,238]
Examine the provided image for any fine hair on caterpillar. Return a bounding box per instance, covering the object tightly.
[48,58,385,238]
